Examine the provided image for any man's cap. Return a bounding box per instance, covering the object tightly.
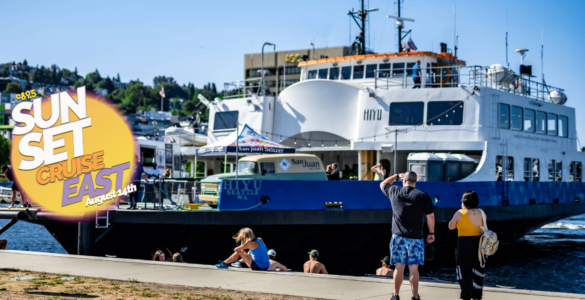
[267,249,276,256]
[382,256,390,265]
[308,249,319,256]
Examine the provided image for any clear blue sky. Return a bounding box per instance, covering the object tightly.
[2,0,585,148]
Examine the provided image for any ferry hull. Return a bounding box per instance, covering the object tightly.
[33,202,585,275]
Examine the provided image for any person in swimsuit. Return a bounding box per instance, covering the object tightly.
[303,250,328,274]
[376,256,394,276]
[216,228,270,271]
[448,190,486,300]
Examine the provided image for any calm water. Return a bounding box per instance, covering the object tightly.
[1,214,584,294]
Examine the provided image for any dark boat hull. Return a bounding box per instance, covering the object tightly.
[35,202,585,275]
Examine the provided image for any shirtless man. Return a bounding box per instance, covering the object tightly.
[267,249,288,271]
[303,250,328,274]
[376,256,394,276]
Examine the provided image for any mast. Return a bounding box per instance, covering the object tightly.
[397,1,402,52]
[348,0,378,54]
[506,9,509,67]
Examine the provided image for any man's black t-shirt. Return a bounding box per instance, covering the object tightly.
[383,183,434,239]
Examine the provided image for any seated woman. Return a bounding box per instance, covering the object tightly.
[215,228,270,271]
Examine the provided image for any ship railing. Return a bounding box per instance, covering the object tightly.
[374,65,564,102]
[223,78,264,99]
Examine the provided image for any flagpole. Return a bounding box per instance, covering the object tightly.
[161,95,163,112]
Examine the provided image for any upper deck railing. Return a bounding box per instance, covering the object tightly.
[374,65,565,102]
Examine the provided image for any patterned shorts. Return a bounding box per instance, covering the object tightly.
[390,235,425,266]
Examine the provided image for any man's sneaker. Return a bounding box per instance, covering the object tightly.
[391,294,400,300]
[411,296,421,300]
[215,260,229,269]
[231,261,242,268]
[7,205,14,209]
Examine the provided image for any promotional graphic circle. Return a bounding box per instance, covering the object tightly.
[11,89,136,216]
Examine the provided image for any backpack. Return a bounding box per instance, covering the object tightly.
[478,209,499,268]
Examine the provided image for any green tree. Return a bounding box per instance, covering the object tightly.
[23,59,28,66]
[97,77,116,94]
[182,100,197,115]
[5,83,22,94]
[582,146,585,152]
[0,135,10,167]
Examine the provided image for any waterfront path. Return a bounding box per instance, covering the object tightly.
[0,250,582,300]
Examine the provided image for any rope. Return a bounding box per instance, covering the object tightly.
[218,202,264,212]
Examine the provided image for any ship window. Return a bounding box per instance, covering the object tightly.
[353,65,364,79]
[389,102,424,126]
[379,63,390,78]
[318,69,328,79]
[496,156,514,181]
[524,109,535,132]
[547,113,558,136]
[427,101,464,126]
[365,64,377,78]
[393,63,405,76]
[329,68,340,80]
[407,62,416,77]
[570,161,582,182]
[511,106,523,131]
[548,160,562,182]
[213,111,238,130]
[307,70,317,80]
[536,111,547,134]
[260,162,276,175]
[524,158,540,182]
[499,104,510,129]
[558,115,568,138]
[341,66,351,80]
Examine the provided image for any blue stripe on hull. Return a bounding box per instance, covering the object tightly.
[218,180,585,210]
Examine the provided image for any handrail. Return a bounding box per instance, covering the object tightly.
[372,65,564,102]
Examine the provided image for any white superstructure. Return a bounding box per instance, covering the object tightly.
[201,50,583,183]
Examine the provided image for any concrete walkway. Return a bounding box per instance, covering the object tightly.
[0,251,582,300]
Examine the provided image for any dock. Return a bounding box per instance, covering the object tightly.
[0,250,582,300]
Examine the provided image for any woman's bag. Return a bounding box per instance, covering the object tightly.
[478,209,499,267]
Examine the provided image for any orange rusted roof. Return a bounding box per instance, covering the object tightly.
[297,51,466,67]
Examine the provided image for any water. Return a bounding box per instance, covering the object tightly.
[1,215,584,294]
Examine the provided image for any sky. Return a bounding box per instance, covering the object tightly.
[2,0,585,147]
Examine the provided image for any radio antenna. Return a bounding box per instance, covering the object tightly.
[541,25,544,85]
[454,3,457,57]
[506,9,509,67]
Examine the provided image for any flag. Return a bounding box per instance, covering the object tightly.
[159,87,165,98]
[406,38,418,51]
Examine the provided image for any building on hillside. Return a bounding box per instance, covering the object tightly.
[240,46,354,96]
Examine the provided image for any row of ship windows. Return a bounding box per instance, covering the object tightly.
[499,103,569,137]
[307,62,422,80]
[497,156,582,182]
[389,101,464,126]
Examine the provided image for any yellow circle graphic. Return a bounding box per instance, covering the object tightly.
[11,87,135,216]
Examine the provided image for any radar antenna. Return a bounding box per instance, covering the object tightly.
[386,1,415,52]
[348,0,378,54]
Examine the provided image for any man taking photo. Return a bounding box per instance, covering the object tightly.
[380,171,435,300]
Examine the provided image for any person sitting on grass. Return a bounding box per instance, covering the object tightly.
[216,228,270,271]
[267,249,288,271]
[376,256,394,276]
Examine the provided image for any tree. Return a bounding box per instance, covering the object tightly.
[4,83,22,94]
[23,59,28,66]
[153,76,177,87]
[0,134,10,167]
[97,77,116,94]
[582,146,585,152]
[182,100,197,115]
[116,73,121,82]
